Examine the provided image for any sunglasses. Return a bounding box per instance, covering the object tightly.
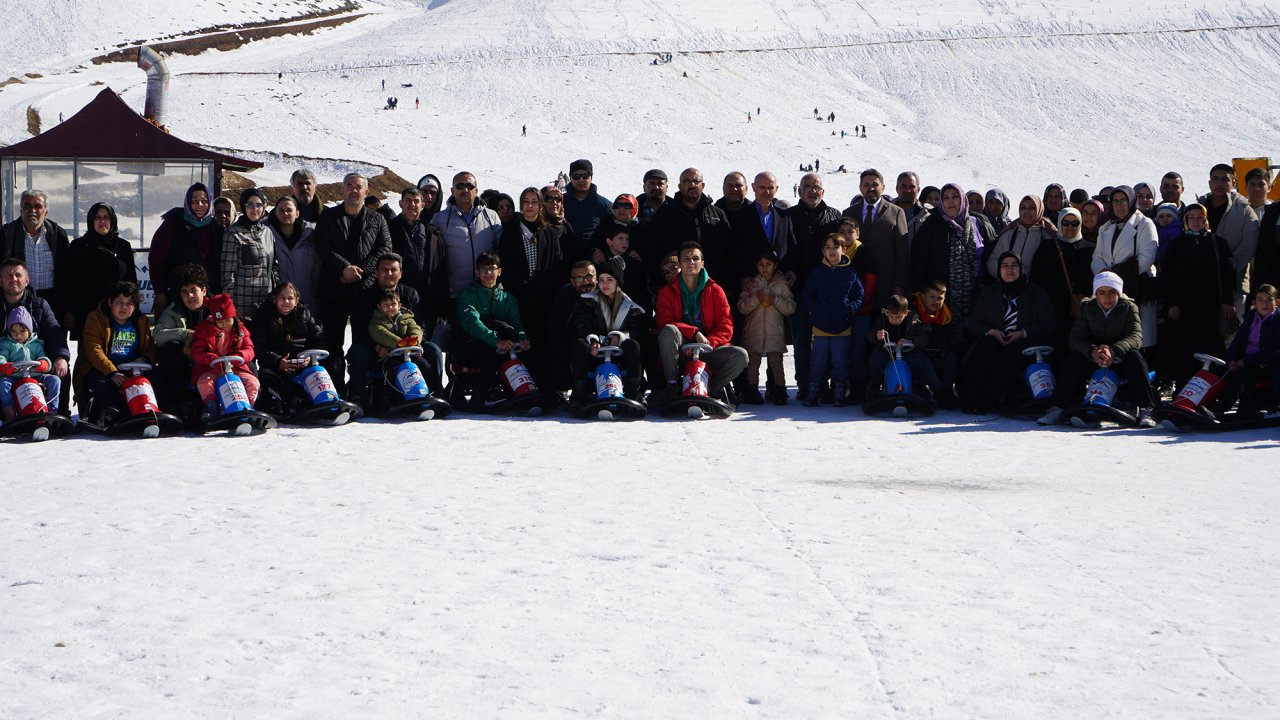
[613,202,632,210]
[571,173,591,181]
[1061,220,1081,227]
[454,183,476,191]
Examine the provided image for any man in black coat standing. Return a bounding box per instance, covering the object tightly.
[647,167,733,287]
[313,173,392,395]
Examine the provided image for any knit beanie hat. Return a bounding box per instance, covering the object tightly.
[569,159,593,177]
[6,306,34,334]
[1092,271,1123,296]
[596,257,626,289]
[205,294,238,320]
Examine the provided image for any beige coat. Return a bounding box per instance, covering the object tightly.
[737,274,796,353]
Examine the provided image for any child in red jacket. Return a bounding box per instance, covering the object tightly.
[190,294,260,409]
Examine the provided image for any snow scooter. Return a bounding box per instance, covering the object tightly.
[448,345,551,417]
[272,349,363,426]
[863,340,934,418]
[1057,358,1139,428]
[573,339,646,421]
[78,361,183,438]
[370,345,451,421]
[660,343,734,419]
[1003,345,1056,418]
[0,360,74,442]
[1153,353,1280,432]
[200,356,276,436]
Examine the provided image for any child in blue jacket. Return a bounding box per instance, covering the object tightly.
[802,234,864,406]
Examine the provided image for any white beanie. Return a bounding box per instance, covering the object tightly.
[1093,271,1123,296]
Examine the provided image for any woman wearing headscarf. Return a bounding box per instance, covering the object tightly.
[220,187,278,332]
[1080,198,1106,247]
[961,252,1054,412]
[1030,207,1096,361]
[984,194,1056,280]
[983,188,1012,237]
[1158,202,1236,386]
[911,183,995,349]
[1042,183,1067,220]
[65,203,137,340]
[1093,185,1159,350]
[1134,182,1159,218]
[147,181,223,310]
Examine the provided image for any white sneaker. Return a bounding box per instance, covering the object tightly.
[1137,407,1156,428]
[1037,406,1063,425]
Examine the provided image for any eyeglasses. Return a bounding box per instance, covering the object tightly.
[801,185,822,192]
[1111,198,1129,205]
[570,274,595,282]
[1061,220,1081,227]
[477,266,500,274]
[680,179,705,186]
[571,173,591,181]
[244,202,265,209]
[454,183,476,191]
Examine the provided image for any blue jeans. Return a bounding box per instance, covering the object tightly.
[0,374,61,412]
[809,334,851,385]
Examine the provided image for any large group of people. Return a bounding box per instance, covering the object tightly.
[2,157,1279,432]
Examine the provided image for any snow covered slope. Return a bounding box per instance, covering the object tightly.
[2,3,1279,718]
[4,0,1280,205]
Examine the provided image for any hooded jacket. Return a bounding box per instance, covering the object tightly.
[737,273,796,353]
[65,203,138,338]
[803,255,865,336]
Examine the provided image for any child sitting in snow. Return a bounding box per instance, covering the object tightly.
[866,294,938,403]
[0,307,60,420]
[190,294,259,412]
[75,281,160,424]
[911,280,959,407]
[368,288,442,394]
[737,249,796,405]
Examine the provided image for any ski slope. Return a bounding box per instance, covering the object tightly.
[2,2,1280,718]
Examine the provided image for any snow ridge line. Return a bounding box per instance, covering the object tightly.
[171,20,1280,76]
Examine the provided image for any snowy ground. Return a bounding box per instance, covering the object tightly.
[3,1,1280,717]
[2,350,1278,718]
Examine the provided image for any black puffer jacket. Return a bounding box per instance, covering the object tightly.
[251,300,327,370]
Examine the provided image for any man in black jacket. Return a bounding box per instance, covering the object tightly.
[786,173,843,399]
[1,189,70,324]
[647,168,733,287]
[313,173,392,395]
[389,186,449,334]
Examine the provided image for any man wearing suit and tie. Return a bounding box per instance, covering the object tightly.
[844,169,909,313]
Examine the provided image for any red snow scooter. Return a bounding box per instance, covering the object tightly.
[1153,353,1280,432]
[660,343,734,419]
[78,361,183,438]
[0,360,74,442]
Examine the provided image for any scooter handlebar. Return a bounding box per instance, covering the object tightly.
[297,349,330,365]
[212,355,245,373]
[117,361,154,375]
[391,345,424,360]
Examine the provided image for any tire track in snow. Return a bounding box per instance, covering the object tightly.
[676,423,903,716]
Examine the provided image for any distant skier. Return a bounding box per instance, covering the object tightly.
[813,107,819,117]
[522,125,527,137]
[747,112,751,123]
[815,159,820,172]
[415,97,420,110]
[382,79,385,91]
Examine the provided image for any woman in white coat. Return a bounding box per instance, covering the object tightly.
[1092,185,1159,348]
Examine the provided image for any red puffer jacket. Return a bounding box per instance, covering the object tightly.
[189,318,256,384]
[655,276,735,348]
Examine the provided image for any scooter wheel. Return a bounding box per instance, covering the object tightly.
[31,426,50,442]
[141,424,160,439]
[232,422,252,436]
[525,406,542,417]
[687,406,704,419]
[597,409,614,421]
[892,406,907,418]
[332,411,351,426]
[416,408,435,421]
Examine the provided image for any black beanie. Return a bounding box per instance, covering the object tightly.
[570,159,593,177]
[596,257,626,289]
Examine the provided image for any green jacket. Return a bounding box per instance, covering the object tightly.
[456,283,528,347]
[368,308,424,349]
[1069,296,1143,357]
